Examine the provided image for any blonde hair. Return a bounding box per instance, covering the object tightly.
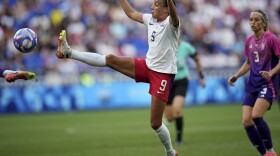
[253,10,269,31]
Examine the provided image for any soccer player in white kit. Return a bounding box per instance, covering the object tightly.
[56,0,180,155]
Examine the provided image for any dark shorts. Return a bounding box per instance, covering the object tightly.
[243,85,277,109]
[167,78,189,105]
[134,58,175,102]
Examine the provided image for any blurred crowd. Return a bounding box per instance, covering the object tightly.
[0,0,280,84]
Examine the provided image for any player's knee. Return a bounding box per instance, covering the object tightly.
[165,116,173,122]
[165,113,173,121]
[173,109,182,117]
[242,117,254,127]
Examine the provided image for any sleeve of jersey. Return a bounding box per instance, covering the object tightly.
[168,17,180,32]
[186,43,196,56]
[244,37,249,57]
[142,14,152,27]
[270,35,280,56]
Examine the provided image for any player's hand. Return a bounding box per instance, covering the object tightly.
[199,78,206,88]
[228,75,237,86]
[259,71,272,81]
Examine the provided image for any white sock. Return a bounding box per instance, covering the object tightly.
[155,123,175,156]
[70,50,106,67]
[267,148,275,153]
[2,70,17,76]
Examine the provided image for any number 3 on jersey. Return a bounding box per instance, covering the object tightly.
[254,51,259,62]
[260,87,267,98]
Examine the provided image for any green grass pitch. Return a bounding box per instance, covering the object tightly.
[0,104,279,156]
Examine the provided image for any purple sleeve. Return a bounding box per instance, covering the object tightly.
[270,35,280,56]
[244,37,250,57]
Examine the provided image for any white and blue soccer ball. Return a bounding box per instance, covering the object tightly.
[13,28,37,53]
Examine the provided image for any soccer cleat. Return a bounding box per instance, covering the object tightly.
[167,150,178,156]
[176,141,183,146]
[5,71,36,83]
[56,30,72,59]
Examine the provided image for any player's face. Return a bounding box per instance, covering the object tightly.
[249,12,266,33]
[151,0,167,20]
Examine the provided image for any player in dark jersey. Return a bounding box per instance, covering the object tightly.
[0,67,35,83]
[228,10,280,156]
[164,41,205,145]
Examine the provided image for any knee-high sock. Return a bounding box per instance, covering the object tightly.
[175,116,183,142]
[244,125,266,155]
[70,50,106,67]
[253,117,273,150]
[155,123,175,156]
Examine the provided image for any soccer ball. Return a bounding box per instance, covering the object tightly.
[13,28,37,53]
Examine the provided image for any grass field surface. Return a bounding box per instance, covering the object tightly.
[0,104,279,156]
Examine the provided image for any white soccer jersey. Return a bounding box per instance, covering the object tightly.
[142,14,180,74]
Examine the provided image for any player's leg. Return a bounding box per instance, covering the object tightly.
[151,96,177,156]
[252,98,277,155]
[172,78,188,145]
[164,87,175,125]
[172,95,184,145]
[4,71,36,83]
[243,105,267,155]
[105,54,135,79]
[149,72,177,156]
[163,105,172,127]
[56,30,136,79]
[164,105,173,123]
[1,67,35,83]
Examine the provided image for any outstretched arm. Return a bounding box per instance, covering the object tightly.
[119,0,143,24]
[168,0,179,27]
